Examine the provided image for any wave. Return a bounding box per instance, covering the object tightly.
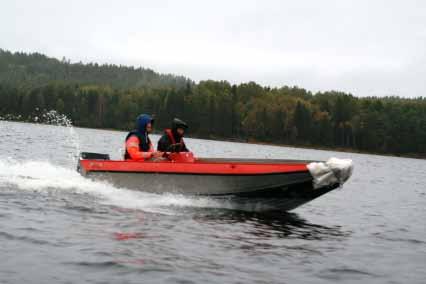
[0,159,229,214]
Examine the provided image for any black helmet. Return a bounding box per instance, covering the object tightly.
[172,118,188,130]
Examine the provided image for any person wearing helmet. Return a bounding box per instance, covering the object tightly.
[124,114,164,160]
[157,118,189,152]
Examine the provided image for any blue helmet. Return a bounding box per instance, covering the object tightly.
[136,114,154,133]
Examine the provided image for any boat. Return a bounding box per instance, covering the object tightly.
[77,152,353,211]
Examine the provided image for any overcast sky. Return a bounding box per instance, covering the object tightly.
[1,0,425,97]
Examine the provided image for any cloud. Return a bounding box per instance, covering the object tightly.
[1,0,425,97]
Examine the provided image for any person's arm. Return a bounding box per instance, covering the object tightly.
[157,135,168,152]
[157,135,170,152]
[126,136,152,161]
[181,141,189,152]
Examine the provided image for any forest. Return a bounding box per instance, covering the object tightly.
[1,49,425,157]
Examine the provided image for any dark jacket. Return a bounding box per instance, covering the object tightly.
[157,118,189,152]
[157,129,189,152]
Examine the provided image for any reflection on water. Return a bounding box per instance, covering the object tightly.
[193,210,350,241]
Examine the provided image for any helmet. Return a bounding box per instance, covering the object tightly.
[136,114,154,133]
[172,118,188,130]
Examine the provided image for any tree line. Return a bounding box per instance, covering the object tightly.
[0,50,425,157]
[0,49,190,90]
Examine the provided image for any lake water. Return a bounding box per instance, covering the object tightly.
[0,120,425,284]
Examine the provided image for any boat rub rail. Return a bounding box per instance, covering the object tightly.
[79,159,309,175]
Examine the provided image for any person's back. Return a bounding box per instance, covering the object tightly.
[157,118,189,152]
[124,114,163,161]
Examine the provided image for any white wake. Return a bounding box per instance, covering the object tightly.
[0,159,230,214]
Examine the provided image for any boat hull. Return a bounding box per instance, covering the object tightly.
[77,153,343,211]
[84,171,313,195]
[220,182,339,211]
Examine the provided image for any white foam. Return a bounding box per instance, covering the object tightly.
[0,159,227,214]
[307,157,354,189]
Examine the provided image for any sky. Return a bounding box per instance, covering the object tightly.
[1,0,426,97]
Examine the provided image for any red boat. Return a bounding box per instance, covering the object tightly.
[77,152,353,211]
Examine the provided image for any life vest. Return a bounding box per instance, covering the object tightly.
[165,128,186,150]
[124,130,153,159]
[165,129,177,144]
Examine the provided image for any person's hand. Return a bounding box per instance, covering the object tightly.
[168,143,182,152]
[152,151,164,158]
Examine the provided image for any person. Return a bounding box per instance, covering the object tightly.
[157,118,189,152]
[124,114,164,160]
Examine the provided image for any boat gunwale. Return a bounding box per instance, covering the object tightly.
[83,168,311,176]
[79,158,314,175]
[195,157,319,164]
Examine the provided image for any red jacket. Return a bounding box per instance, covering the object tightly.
[125,135,154,161]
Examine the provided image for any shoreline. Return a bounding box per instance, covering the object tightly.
[2,119,425,160]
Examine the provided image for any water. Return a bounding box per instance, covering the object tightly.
[0,120,425,284]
